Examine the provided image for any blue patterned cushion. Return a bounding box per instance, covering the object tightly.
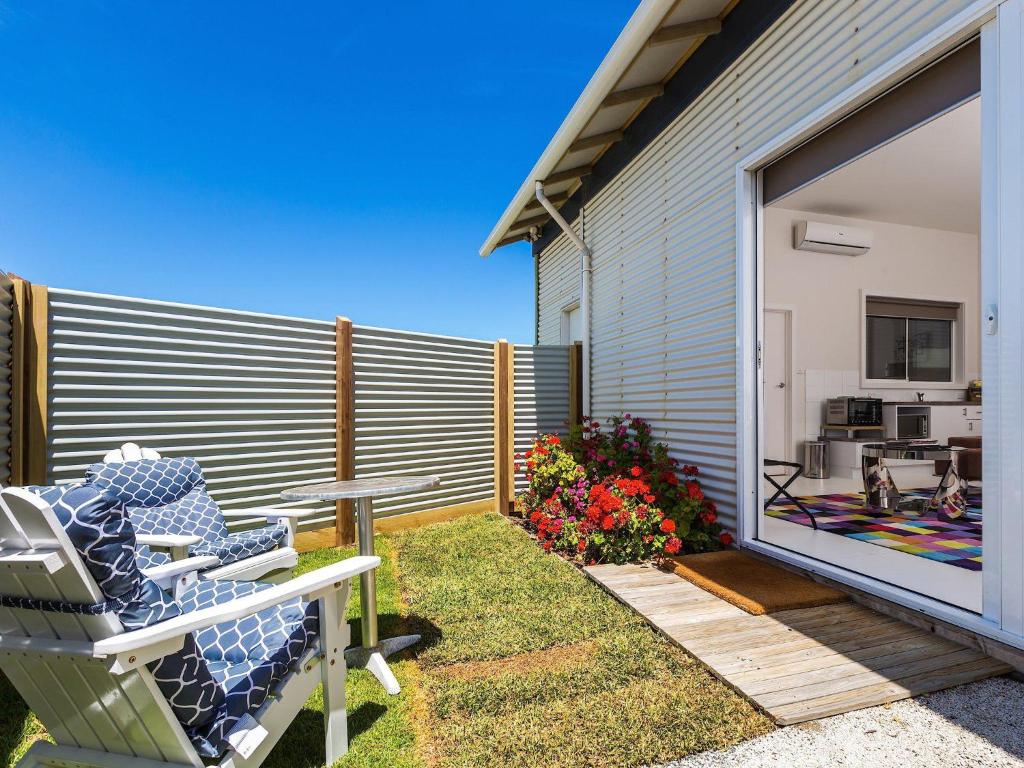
[22,484,224,730]
[87,458,228,542]
[20,483,321,758]
[86,458,283,570]
[174,579,320,757]
[191,523,289,567]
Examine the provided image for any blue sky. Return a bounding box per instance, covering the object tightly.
[0,2,630,342]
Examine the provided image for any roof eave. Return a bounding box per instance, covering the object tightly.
[478,0,677,257]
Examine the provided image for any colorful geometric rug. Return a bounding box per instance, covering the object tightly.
[766,486,982,571]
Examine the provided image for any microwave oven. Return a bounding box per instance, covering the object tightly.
[826,397,883,426]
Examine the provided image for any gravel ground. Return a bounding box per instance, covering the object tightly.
[662,676,1024,768]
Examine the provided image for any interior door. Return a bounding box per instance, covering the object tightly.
[763,309,789,472]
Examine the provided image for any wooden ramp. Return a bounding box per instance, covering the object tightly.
[586,563,1010,725]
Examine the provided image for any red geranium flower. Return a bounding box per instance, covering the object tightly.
[659,518,676,534]
[630,466,642,477]
[664,537,682,555]
[543,540,553,551]
[719,531,734,547]
[601,515,615,531]
[547,435,561,445]
[643,493,656,504]
[686,480,704,500]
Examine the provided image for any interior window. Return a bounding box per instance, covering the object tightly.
[865,311,953,383]
[908,318,953,381]
[866,316,907,379]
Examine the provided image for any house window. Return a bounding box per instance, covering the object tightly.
[864,297,958,384]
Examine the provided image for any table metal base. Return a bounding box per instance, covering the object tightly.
[344,634,421,695]
[861,443,967,519]
[280,475,439,698]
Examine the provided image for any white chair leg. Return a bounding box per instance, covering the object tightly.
[319,584,351,765]
[364,651,401,695]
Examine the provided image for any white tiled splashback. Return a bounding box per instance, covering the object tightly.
[801,369,963,442]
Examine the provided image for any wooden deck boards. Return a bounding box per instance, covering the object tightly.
[586,563,1010,725]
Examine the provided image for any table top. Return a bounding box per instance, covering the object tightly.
[861,442,966,461]
[280,475,440,501]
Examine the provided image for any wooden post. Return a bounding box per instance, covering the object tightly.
[25,283,48,485]
[492,340,514,515]
[335,317,356,546]
[9,276,28,486]
[569,341,584,427]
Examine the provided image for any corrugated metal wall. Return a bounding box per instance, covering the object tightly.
[537,237,581,345]
[512,344,571,493]
[536,0,978,531]
[0,272,13,487]
[350,325,495,518]
[45,289,338,527]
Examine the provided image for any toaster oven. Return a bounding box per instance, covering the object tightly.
[827,397,882,426]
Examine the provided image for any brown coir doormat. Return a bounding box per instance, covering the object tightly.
[667,550,849,615]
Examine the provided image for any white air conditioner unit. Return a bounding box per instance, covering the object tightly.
[793,220,873,256]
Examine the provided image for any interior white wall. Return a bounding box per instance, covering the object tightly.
[765,207,980,460]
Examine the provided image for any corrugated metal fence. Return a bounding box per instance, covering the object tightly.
[13,284,571,533]
[513,344,571,493]
[351,325,496,518]
[45,289,338,528]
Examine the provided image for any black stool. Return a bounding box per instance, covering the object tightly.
[763,459,818,530]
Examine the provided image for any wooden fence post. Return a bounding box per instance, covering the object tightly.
[569,341,584,427]
[9,276,28,486]
[335,317,356,546]
[492,340,514,515]
[20,281,48,485]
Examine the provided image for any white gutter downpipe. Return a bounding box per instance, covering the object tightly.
[535,181,591,420]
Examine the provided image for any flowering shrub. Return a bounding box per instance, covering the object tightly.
[515,415,731,564]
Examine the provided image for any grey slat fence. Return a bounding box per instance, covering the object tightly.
[513,344,572,494]
[351,325,496,519]
[6,279,573,541]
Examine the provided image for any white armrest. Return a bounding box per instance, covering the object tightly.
[142,556,220,590]
[93,556,380,657]
[220,507,318,520]
[136,534,203,550]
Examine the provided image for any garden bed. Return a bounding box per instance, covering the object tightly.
[515,417,732,566]
[0,514,772,768]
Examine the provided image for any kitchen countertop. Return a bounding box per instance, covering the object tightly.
[882,400,980,406]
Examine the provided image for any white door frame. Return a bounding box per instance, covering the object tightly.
[763,305,794,466]
[735,0,1024,648]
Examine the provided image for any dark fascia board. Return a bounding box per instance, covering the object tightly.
[532,0,798,255]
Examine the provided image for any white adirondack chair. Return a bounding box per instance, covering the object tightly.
[0,485,377,768]
[95,443,315,583]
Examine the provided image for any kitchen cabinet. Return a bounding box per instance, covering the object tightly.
[925,404,982,443]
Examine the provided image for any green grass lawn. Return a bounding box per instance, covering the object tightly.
[0,514,772,768]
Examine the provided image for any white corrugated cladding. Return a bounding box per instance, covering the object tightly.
[0,273,12,486]
[46,289,337,528]
[537,0,977,530]
[537,235,581,345]
[351,325,495,517]
[512,344,571,493]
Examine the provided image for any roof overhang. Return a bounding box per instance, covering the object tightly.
[480,0,736,256]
